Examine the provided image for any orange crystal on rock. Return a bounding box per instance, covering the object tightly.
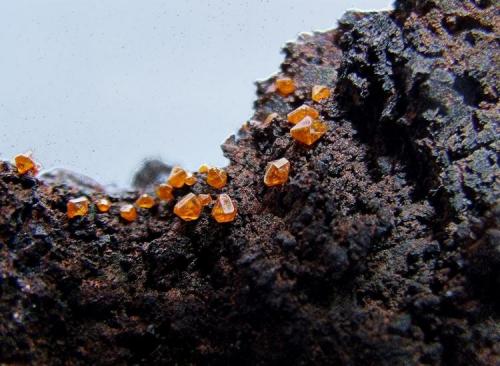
[120,204,137,222]
[136,194,155,209]
[212,194,237,223]
[287,105,319,125]
[206,167,228,189]
[96,198,111,213]
[67,197,90,219]
[264,158,290,187]
[290,116,328,145]
[174,193,202,221]
[312,85,331,102]
[156,183,174,202]
[185,172,197,186]
[198,194,212,206]
[14,152,39,175]
[168,166,187,188]
[198,164,210,174]
[275,77,296,97]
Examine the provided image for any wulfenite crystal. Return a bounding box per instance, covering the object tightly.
[287,105,319,125]
[174,193,202,221]
[290,117,327,145]
[264,158,290,187]
[212,194,237,223]
[67,197,90,219]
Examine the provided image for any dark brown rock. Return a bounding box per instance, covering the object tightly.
[0,0,498,364]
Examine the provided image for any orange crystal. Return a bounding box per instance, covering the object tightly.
[136,194,155,209]
[212,194,237,223]
[206,167,228,189]
[67,197,90,219]
[174,193,202,221]
[198,164,210,174]
[168,166,187,188]
[185,172,197,186]
[264,158,290,187]
[14,152,39,175]
[156,183,174,202]
[311,85,331,102]
[290,116,328,145]
[120,204,137,222]
[96,198,111,213]
[275,77,296,97]
[198,194,212,206]
[287,105,319,125]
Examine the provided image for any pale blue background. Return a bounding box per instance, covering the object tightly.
[0,0,391,187]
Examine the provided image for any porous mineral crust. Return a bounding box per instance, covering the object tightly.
[0,0,499,365]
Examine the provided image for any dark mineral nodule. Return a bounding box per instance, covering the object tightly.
[0,0,498,365]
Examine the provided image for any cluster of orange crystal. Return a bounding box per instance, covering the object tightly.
[274,76,330,104]
[173,192,237,223]
[156,165,235,222]
[58,163,236,223]
[259,80,332,187]
[11,76,328,227]
[167,166,199,188]
[287,104,328,145]
[160,164,235,222]
[65,194,146,222]
[273,79,330,146]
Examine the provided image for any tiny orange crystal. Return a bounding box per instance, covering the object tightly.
[96,198,111,213]
[311,85,331,102]
[264,158,290,187]
[290,116,328,145]
[275,77,296,97]
[156,183,174,202]
[198,193,212,206]
[67,196,90,219]
[168,166,187,188]
[136,194,155,209]
[212,194,237,223]
[287,105,319,125]
[198,164,210,174]
[185,172,197,186]
[120,204,137,222]
[206,167,228,189]
[14,152,39,175]
[174,193,202,221]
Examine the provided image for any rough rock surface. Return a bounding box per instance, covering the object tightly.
[0,0,498,365]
